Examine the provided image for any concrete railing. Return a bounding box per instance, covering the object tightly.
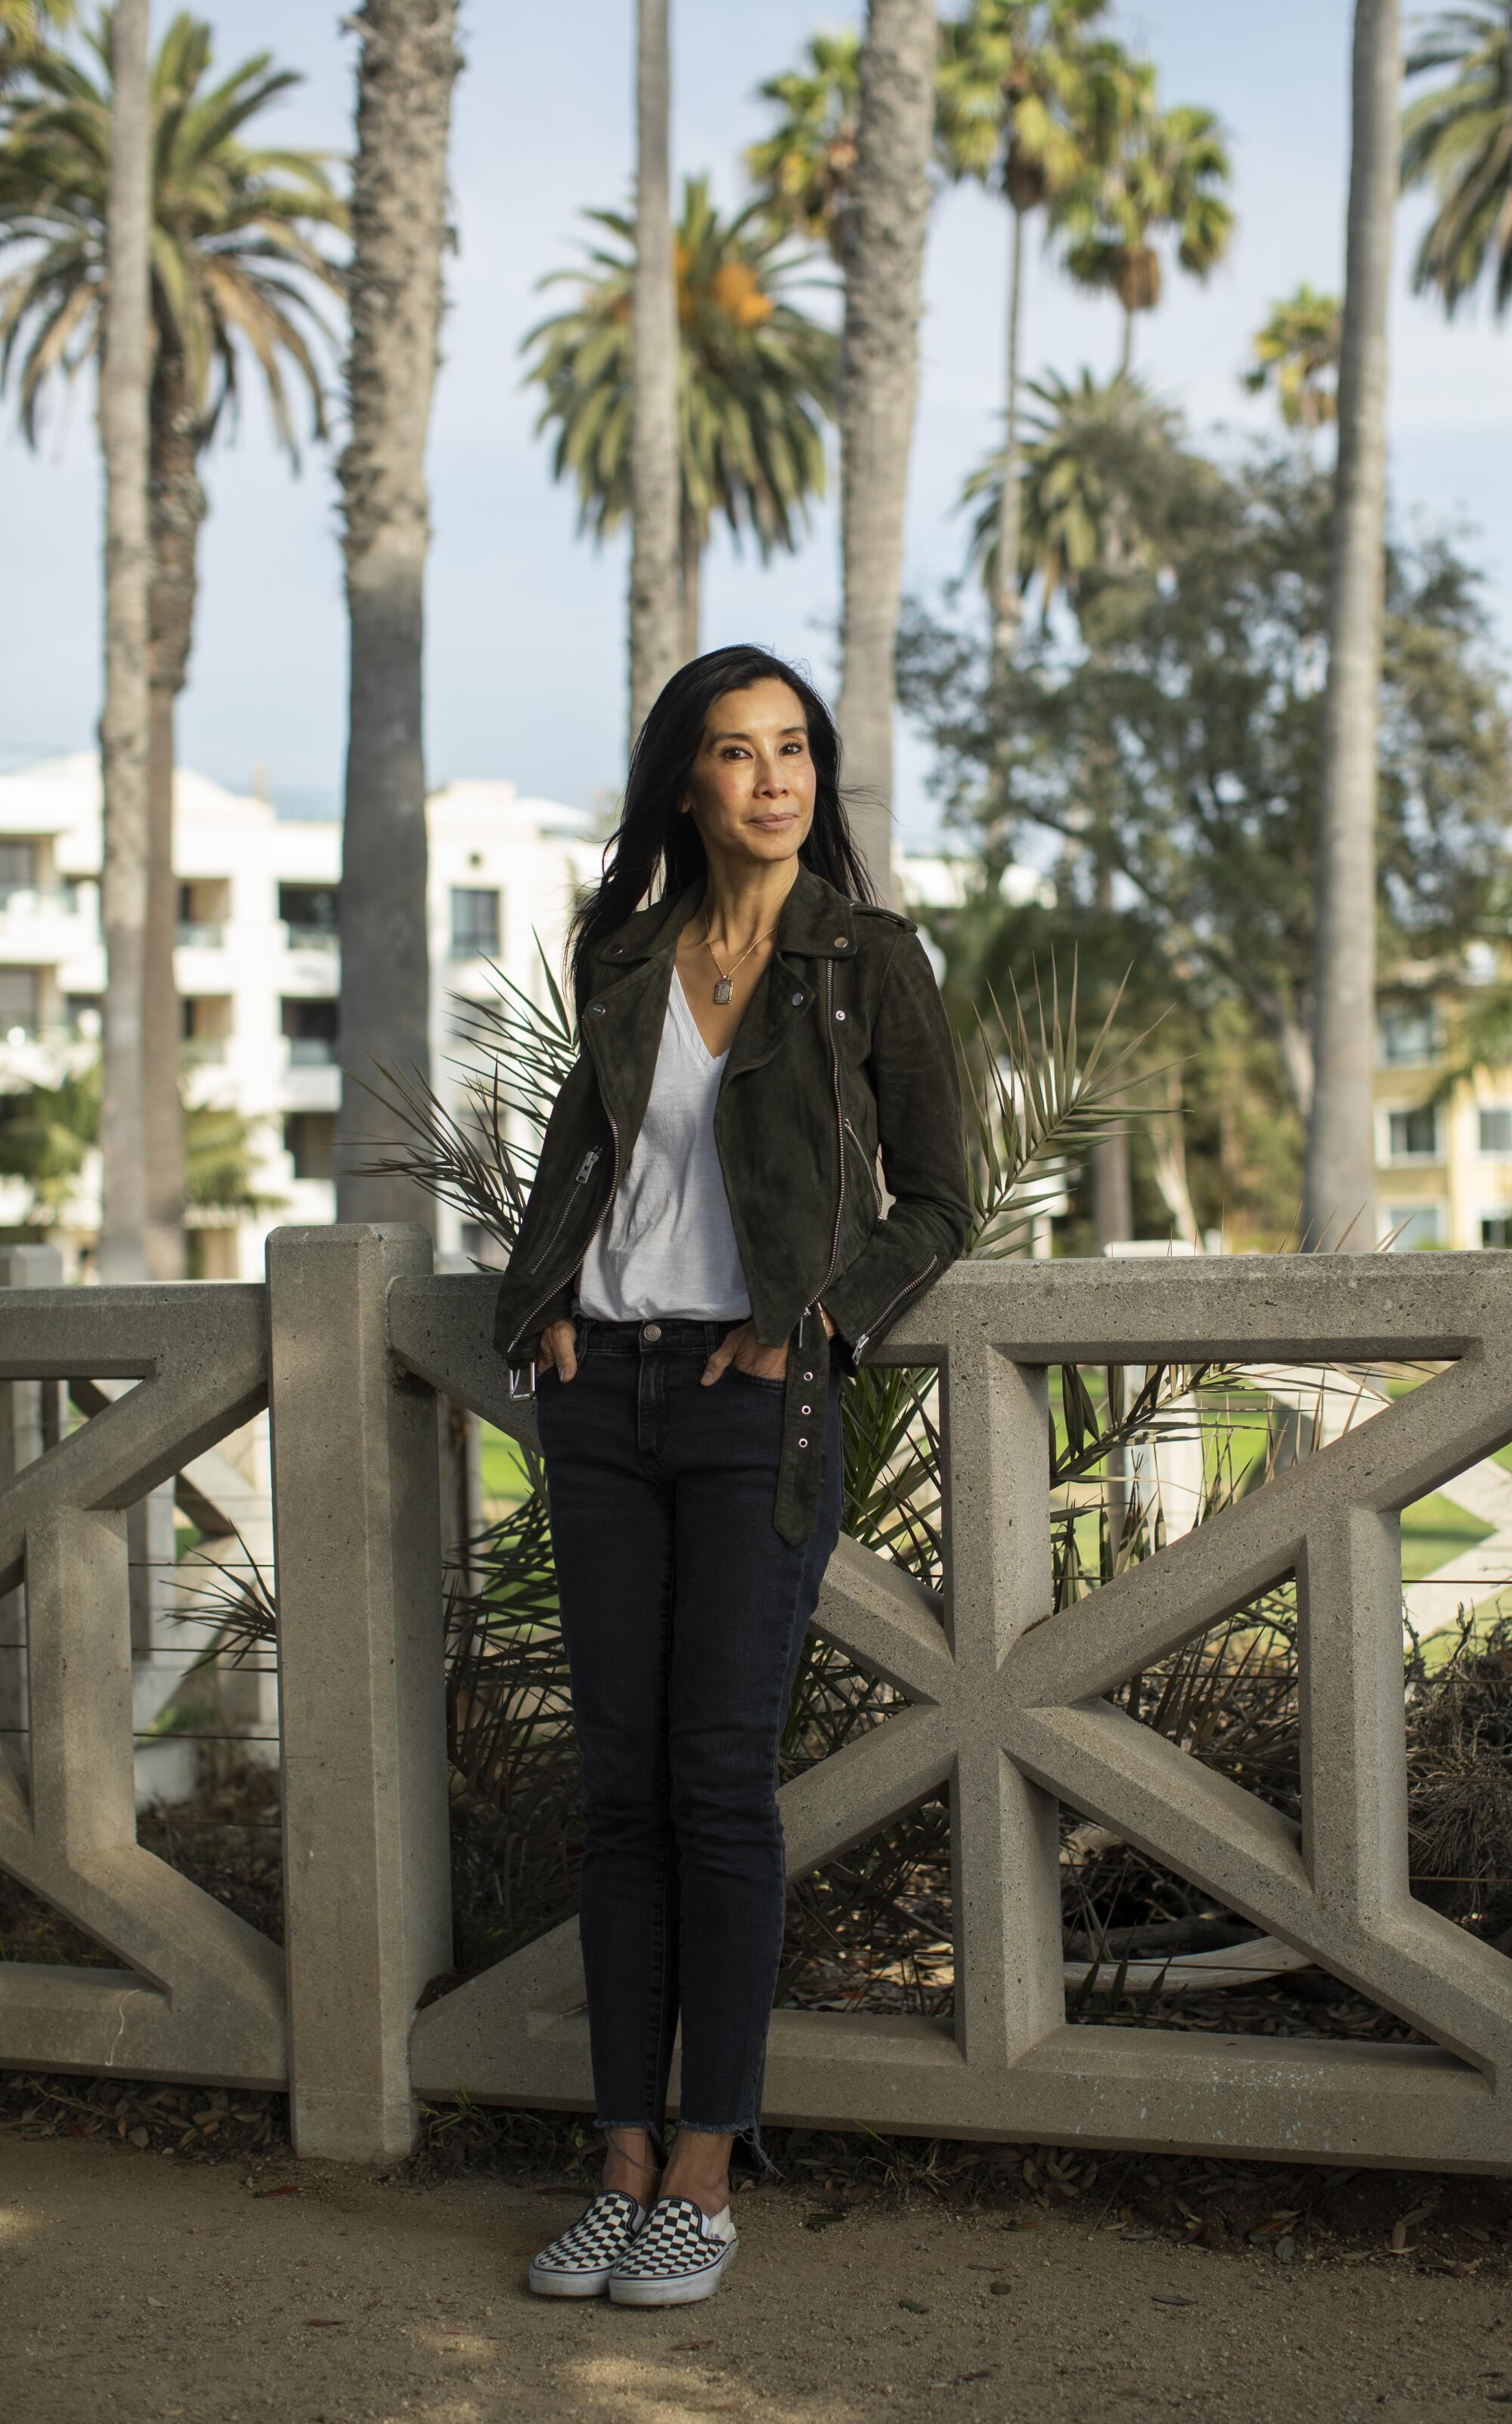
[4,1228,1512,2174]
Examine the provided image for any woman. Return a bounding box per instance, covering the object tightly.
[495,644,970,2308]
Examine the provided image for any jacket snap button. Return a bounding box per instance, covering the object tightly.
[590,1002,606,1015]
[790,991,803,1006]
[834,1008,847,1021]
[834,935,847,947]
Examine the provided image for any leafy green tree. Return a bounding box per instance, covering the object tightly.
[901,440,1512,1238]
[934,0,1119,658]
[1401,1,1512,318]
[1055,63,1235,370]
[522,174,836,662]
[745,29,863,262]
[0,10,345,1260]
[0,1062,279,1227]
[1244,282,1343,433]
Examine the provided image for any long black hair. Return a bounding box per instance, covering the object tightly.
[568,644,877,1010]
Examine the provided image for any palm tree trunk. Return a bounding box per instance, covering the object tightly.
[97,0,152,1287]
[143,333,205,1282]
[1303,0,1399,1251]
[836,0,937,907]
[990,201,1027,666]
[628,0,680,750]
[1120,304,1135,374]
[678,497,701,665]
[334,0,460,1228]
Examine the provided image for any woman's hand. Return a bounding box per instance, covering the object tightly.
[701,1306,835,1388]
[538,1319,580,1382]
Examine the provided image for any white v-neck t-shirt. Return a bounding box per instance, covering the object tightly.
[576,968,752,1324]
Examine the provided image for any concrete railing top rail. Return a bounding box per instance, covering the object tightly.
[4,1230,1512,2174]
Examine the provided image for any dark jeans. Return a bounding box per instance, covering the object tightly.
[534,1314,844,2176]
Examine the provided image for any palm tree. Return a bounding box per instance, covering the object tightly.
[1244,283,1343,433]
[1056,67,1235,370]
[745,29,863,262]
[0,12,345,1274]
[1401,2,1512,318]
[629,0,680,749]
[0,0,72,85]
[1304,0,1402,1252]
[959,365,1201,624]
[523,178,837,663]
[836,0,939,904]
[935,0,1115,660]
[99,0,150,1284]
[333,0,459,1228]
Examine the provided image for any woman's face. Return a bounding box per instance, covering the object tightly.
[680,679,817,871]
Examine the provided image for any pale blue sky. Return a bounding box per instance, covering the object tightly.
[2,0,1507,842]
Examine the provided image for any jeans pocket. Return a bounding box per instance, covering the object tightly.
[723,1365,786,1393]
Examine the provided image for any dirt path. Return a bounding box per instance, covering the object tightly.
[4,2134,1510,2424]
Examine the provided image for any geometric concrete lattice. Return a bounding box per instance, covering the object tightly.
[0,1282,284,2088]
[401,1251,1512,2174]
[8,1232,1512,2173]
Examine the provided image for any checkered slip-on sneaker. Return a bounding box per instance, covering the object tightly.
[528,2190,648,2298]
[607,2195,738,2308]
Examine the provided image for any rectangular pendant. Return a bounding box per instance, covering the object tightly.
[713,977,733,1005]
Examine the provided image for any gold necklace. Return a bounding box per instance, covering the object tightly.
[698,910,778,1005]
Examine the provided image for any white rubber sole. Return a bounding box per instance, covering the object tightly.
[608,2242,737,2308]
[528,2264,613,2299]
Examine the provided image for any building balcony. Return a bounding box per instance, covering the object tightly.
[176,919,225,949]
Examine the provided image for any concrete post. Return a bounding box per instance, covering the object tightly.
[266,1225,452,2160]
[0,1245,66,1773]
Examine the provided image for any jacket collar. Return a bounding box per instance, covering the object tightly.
[593,863,857,972]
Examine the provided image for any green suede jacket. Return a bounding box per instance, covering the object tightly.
[493,862,971,1542]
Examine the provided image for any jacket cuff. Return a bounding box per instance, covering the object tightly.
[496,1279,575,1362]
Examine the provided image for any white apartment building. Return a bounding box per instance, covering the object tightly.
[0,755,603,1278]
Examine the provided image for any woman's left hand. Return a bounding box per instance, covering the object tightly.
[701,1307,835,1388]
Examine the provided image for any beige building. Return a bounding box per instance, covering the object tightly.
[1374,965,1512,1250]
[0,755,603,1277]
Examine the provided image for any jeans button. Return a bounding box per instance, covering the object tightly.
[643,1322,662,1343]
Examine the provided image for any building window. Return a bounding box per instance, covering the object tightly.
[450,886,500,959]
[281,998,338,1065]
[0,967,39,1043]
[65,993,101,1040]
[182,997,232,1062]
[1482,1214,1512,1249]
[1377,1003,1442,1066]
[177,878,229,947]
[1386,1105,1439,1161]
[284,1111,336,1179]
[280,884,339,947]
[1386,1205,1441,1251]
[0,839,36,896]
[1479,1108,1512,1156]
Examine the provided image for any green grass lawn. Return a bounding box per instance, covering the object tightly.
[480,1424,531,1506]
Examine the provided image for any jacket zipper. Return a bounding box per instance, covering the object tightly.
[851,1253,938,1363]
[512,1102,621,1358]
[525,1145,602,1272]
[805,957,847,1323]
[843,1115,883,1216]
